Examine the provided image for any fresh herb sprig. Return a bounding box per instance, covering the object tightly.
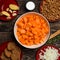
[46,34,60,44]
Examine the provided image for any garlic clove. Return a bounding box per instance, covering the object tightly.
[9,9,13,13]
[7,16,11,19]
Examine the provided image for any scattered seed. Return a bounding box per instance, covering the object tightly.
[12,13,17,16]
[6,8,9,11]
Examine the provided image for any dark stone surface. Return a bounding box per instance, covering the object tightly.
[0,0,60,60]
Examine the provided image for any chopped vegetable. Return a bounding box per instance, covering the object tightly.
[39,46,60,60]
[16,13,50,46]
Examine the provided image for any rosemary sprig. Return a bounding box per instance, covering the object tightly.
[46,34,60,44]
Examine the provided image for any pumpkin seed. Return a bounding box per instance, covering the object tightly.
[9,4,19,10]
[1,11,10,17]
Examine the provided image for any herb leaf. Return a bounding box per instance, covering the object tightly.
[46,34,60,44]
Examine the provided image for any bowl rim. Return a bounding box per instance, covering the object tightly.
[14,12,50,49]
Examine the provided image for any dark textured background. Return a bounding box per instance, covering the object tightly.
[0,0,60,60]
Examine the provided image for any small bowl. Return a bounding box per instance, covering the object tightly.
[36,45,60,60]
[14,12,50,49]
[26,1,35,11]
[0,41,22,60]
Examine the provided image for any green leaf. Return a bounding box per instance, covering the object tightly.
[46,34,60,44]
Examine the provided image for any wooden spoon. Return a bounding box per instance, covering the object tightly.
[49,30,60,39]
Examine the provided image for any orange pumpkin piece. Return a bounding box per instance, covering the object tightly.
[16,13,49,46]
[16,32,20,37]
[20,29,26,34]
